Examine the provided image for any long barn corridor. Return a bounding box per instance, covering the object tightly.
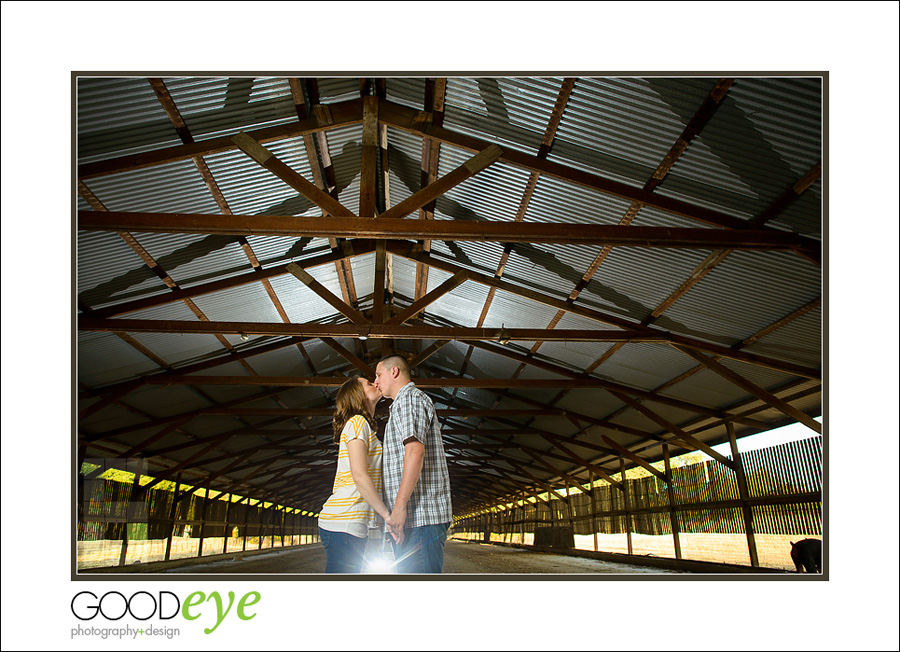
[150,540,685,575]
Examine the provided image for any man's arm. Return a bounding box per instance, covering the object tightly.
[386,438,424,545]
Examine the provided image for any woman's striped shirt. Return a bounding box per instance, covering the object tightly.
[317,414,383,538]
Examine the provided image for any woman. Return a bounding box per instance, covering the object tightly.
[317,376,391,573]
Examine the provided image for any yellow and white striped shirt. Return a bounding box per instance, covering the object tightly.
[318,414,383,538]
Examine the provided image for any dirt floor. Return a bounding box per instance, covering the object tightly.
[78,533,812,573]
[85,540,684,575]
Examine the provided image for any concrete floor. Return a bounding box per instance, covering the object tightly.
[160,539,685,575]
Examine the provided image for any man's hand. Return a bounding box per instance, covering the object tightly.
[386,506,407,545]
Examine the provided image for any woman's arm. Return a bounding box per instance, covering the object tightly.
[346,438,391,522]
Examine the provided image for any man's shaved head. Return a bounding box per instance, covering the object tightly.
[373,353,411,399]
[377,354,409,377]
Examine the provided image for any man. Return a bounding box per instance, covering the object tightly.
[374,353,452,573]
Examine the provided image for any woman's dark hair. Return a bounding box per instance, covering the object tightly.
[332,376,376,444]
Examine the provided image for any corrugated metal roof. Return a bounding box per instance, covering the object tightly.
[190,280,284,324]
[322,124,364,216]
[77,231,169,308]
[443,77,567,156]
[434,152,533,223]
[77,76,181,163]
[428,240,506,279]
[549,77,716,186]
[653,77,822,220]
[768,177,822,238]
[573,245,711,324]
[384,77,427,111]
[479,285,563,330]
[126,332,227,368]
[264,270,347,325]
[162,77,297,140]
[524,172,637,226]
[743,306,822,369]
[82,159,221,214]
[315,78,361,103]
[77,330,160,386]
[125,231,254,288]
[204,136,319,216]
[659,249,821,350]
[384,125,424,209]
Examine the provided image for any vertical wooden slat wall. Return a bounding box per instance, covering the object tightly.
[451,436,823,568]
[76,474,325,568]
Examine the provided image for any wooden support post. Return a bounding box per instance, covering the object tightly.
[359,96,378,218]
[242,497,249,552]
[222,493,231,555]
[589,470,598,552]
[620,458,633,555]
[164,474,182,561]
[77,445,87,538]
[728,423,759,566]
[373,240,387,328]
[663,444,682,560]
[198,484,211,558]
[118,457,144,566]
[518,496,524,545]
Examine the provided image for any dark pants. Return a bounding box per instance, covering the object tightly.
[391,522,450,573]
[319,527,368,573]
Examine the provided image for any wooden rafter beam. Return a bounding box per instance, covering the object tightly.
[78,98,365,180]
[78,338,310,401]
[232,132,355,218]
[76,211,814,253]
[644,78,734,192]
[461,339,734,420]
[384,271,467,325]
[135,375,682,389]
[379,99,821,254]
[608,390,734,469]
[79,387,303,443]
[380,145,503,221]
[285,262,368,325]
[319,338,374,376]
[600,436,668,482]
[391,244,821,380]
[506,461,570,504]
[408,340,451,369]
[673,345,822,433]
[84,241,376,319]
[540,435,622,490]
[78,317,666,343]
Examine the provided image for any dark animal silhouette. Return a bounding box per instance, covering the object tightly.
[790,538,822,573]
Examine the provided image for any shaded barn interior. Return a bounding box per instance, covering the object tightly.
[76,75,823,572]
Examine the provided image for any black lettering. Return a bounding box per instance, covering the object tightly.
[159,591,180,620]
[97,591,128,621]
[128,591,156,621]
[71,591,99,621]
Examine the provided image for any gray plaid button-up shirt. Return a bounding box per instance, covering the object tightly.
[382,382,452,527]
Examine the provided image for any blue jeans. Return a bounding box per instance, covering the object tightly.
[319,527,368,573]
[391,522,450,574]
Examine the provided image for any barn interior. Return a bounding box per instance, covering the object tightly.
[75,75,823,574]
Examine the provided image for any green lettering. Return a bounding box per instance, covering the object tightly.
[203,591,236,635]
[182,592,204,621]
[237,592,261,621]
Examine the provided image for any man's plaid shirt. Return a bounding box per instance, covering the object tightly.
[382,382,452,527]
